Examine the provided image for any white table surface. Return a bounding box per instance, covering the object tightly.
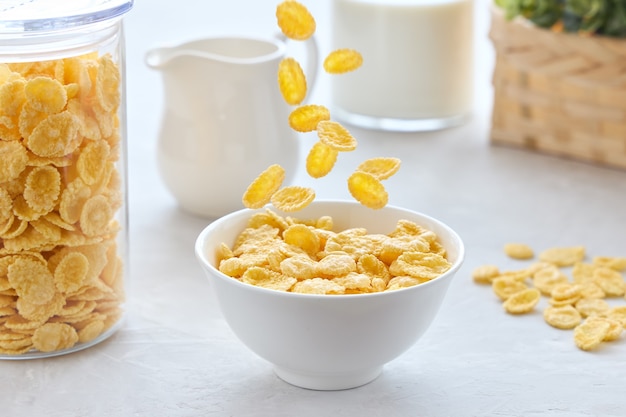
[3,1,626,416]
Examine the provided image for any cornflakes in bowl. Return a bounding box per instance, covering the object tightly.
[195,200,464,390]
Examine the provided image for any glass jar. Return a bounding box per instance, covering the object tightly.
[0,0,133,358]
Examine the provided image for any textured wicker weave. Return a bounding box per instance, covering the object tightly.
[489,8,626,169]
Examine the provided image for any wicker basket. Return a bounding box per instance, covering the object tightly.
[489,8,626,169]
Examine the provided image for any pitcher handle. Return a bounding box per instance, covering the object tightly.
[276,33,319,103]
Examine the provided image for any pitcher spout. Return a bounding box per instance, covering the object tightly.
[145,36,290,71]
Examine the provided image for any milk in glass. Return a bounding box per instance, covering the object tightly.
[331,0,474,131]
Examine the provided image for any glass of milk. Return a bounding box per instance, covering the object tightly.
[330,0,474,132]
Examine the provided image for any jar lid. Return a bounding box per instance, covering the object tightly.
[0,0,133,33]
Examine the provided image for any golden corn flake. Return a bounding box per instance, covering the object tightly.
[0,141,29,183]
[54,252,90,294]
[549,283,582,305]
[278,57,307,106]
[247,209,290,231]
[242,164,285,209]
[241,267,297,292]
[316,253,356,277]
[23,165,61,213]
[543,305,582,330]
[0,188,13,224]
[573,318,610,351]
[333,272,372,293]
[30,218,62,243]
[283,224,321,256]
[292,278,345,295]
[24,76,67,114]
[306,141,338,179]
[356,157,401,181]
[472,264,500,284]
[289,104,330,132]
[76,140,110,185]
[592,266,626,297]
[77,319,105,343]
[18,103,48,141]
[347,171,388,210]
[0,218,28,240]
[357,253,390,282]
[539,246,585,267]
[95,55,121,112]
[593,256,626,272]
[0,78,26,117]
[32,322,78,352]
[572,262,596,284]
[26,111,81,158]
[276,0,316,41]
[17,292,65,323]
[386,275,429,291]
[497,269,532,283]
[280,255,317,280]
[317,120,357,152]
[492,276,528,301]
[607,306,626,327]
[323,49,363,74]
[0,334,32,352]
[574,298,610,318]
[270,185,315,212]
[532,265,569,296]
[0,115,21,142]
[503,288,541,314]
[378,236,428,265]
[7,257,56,306]
[80,195,113,237]
[578,282,606,299]
[67,98,101,140]
[585,316,623,342]
[390,251,451,280]
[503,243,534,260]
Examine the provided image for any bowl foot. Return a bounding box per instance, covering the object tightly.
[273,365,383,390]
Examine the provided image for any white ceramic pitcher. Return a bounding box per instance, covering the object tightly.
[146,35,318,217]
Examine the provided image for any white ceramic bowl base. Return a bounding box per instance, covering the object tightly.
[273,365,383,391]
[196,201,465,391]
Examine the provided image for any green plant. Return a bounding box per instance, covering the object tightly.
[495,0,626,38]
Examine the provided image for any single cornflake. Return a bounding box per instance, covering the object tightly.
[539,246,585,267]
[347,171,388,210]
[241,266,297,292]
[306,141,338,179]
[242,164,285,209]
[32,322,79,353]
[289,104,330,132]
[292,278,345,295]
[283,223,321,257]
[355,157,401,180]
[276,0,316,40]
[277,57,307,105]
[271,186,315,212]
[24,76,67,114]
[503,288,541,314]
[491,276,528,301]
[573,318,610,351]
[544,305,582,330]
[472,264,501,285]
[317,121,357,152]
[323,49,363,74]
[503,243,534,260]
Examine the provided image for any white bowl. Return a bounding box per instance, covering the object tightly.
[195,200,464,390]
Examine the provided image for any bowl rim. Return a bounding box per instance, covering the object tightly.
[195,200,465,299]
